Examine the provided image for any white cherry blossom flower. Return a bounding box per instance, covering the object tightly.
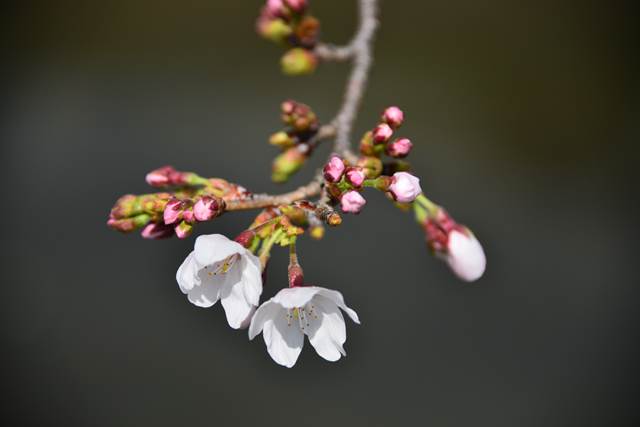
[249,286,360,368]
[176,234,262,329]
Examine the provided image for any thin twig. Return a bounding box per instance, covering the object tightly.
[229,0,378,212]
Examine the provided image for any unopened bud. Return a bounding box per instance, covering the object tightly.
[323,155,345,182]
[284,0,307,13]
[345,167,366,188]
[140,222,174,239]
[193,196,224,222]
[373,123,393,144]
[288,263,305,288]
[163,198,184,225]
[108,214,151,233]
[174,221,193,239]
[340,190,367,214]
[258,18,292,43]
[269,131,296,148]
[386,138,413,158]
[272,146,307,183]
[110,194,138,219]
[388,172,421,203]
[281,48,317,75]
[357,156,383,179]
[381,106,404,129]
[294,15,320,48]
[235,230,257,248]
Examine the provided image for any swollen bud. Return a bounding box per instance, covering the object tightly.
[163,198,184,225]
[386,138,413,158]
[340,190,367,214]
[323,156,346,183]
[193,196,224,222]
[272,146,307,183]
[373,123,393,144]
[345,167,366,188]
[174,221,193,239]
[269,131,296,148]
[259,18,292,43]
[388,172,421,203]
[281,48,317,75]
[381,106,404,129]
[140,222,174,239]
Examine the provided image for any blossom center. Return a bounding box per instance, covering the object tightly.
[205,254,239,276]
[286,304,319,330]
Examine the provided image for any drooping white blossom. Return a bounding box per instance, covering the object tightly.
[249,286,360,368]
[176,234,262,329]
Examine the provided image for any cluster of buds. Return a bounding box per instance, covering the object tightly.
[360,106,412,163]
[256,0,319,75]
[322,155,422,214]
[270,100,319,183]
[107,166,253,239]
[414,195,486,282]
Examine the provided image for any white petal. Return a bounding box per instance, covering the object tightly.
[193,234,245,267]
[306,296,347,362]
[220,280,255,329]
[186,279,222,308]
[315,288,360,324]
[240,254,263,306]
[446,230,486,282]
[271,286,321,308]
[239,306,256,330]
[249,301,280,340]
[176,252,199,293]
[263,311,304,368]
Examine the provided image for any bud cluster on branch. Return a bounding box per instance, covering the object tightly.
[106,0,487,368]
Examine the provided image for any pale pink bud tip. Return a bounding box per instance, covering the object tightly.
[266,0,286,16]
[193,196,222,222]
[373,123,393,144]
[284,0,307,13]
[141,223,174,239]
[386,138,413,158]
[323,156,346,182]
[345,167,366,188]
[340,190,367,214]
[389,172,421,203]
[446,230,486,282]
[163,199,183,225]
[382,106,404,129]
[145,165,176,187]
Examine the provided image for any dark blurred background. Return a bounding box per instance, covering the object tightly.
[2,0,639,426]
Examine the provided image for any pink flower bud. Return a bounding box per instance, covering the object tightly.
[323,156,346,182]
[140,222,174,239]
[388,172,421,203]
[284,0,307,13]
[340,190,367,214]
[424,209,486,282]
[266,0,286,16]
[174,221,193,239]
[386,138,413,158]
[163,198,183,225]
[373,123,393,144]
[381,106,404,129]
[193,196,223,222]
[145,166,176,187]
[345,167,366,188]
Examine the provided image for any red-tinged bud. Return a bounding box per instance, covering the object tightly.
[340,190,367,214]
[235,230,257,248]
[359,131,376,156]
[140,222,174,239]
[281,48,317,75]
[174,221,193,239]
[145,166,175,187]
[294,15,320,48]
[288,263,305,288]
[272,146,307,183]
[163,198,184,225]
[107,214,151,233]
[193,196,224,222]
[424,209,486,282]
[323,155,345,182]
[373,123,393,144]
[357,156,383,179]
[284,0,307,13]
[266,0,288,17]
[281,100,296,115]
[110,194,138,219]
[381,106,404,129]
[345,167,366,188]
[386,138,413,158]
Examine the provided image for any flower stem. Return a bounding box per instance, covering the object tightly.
[258,228,284,270]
